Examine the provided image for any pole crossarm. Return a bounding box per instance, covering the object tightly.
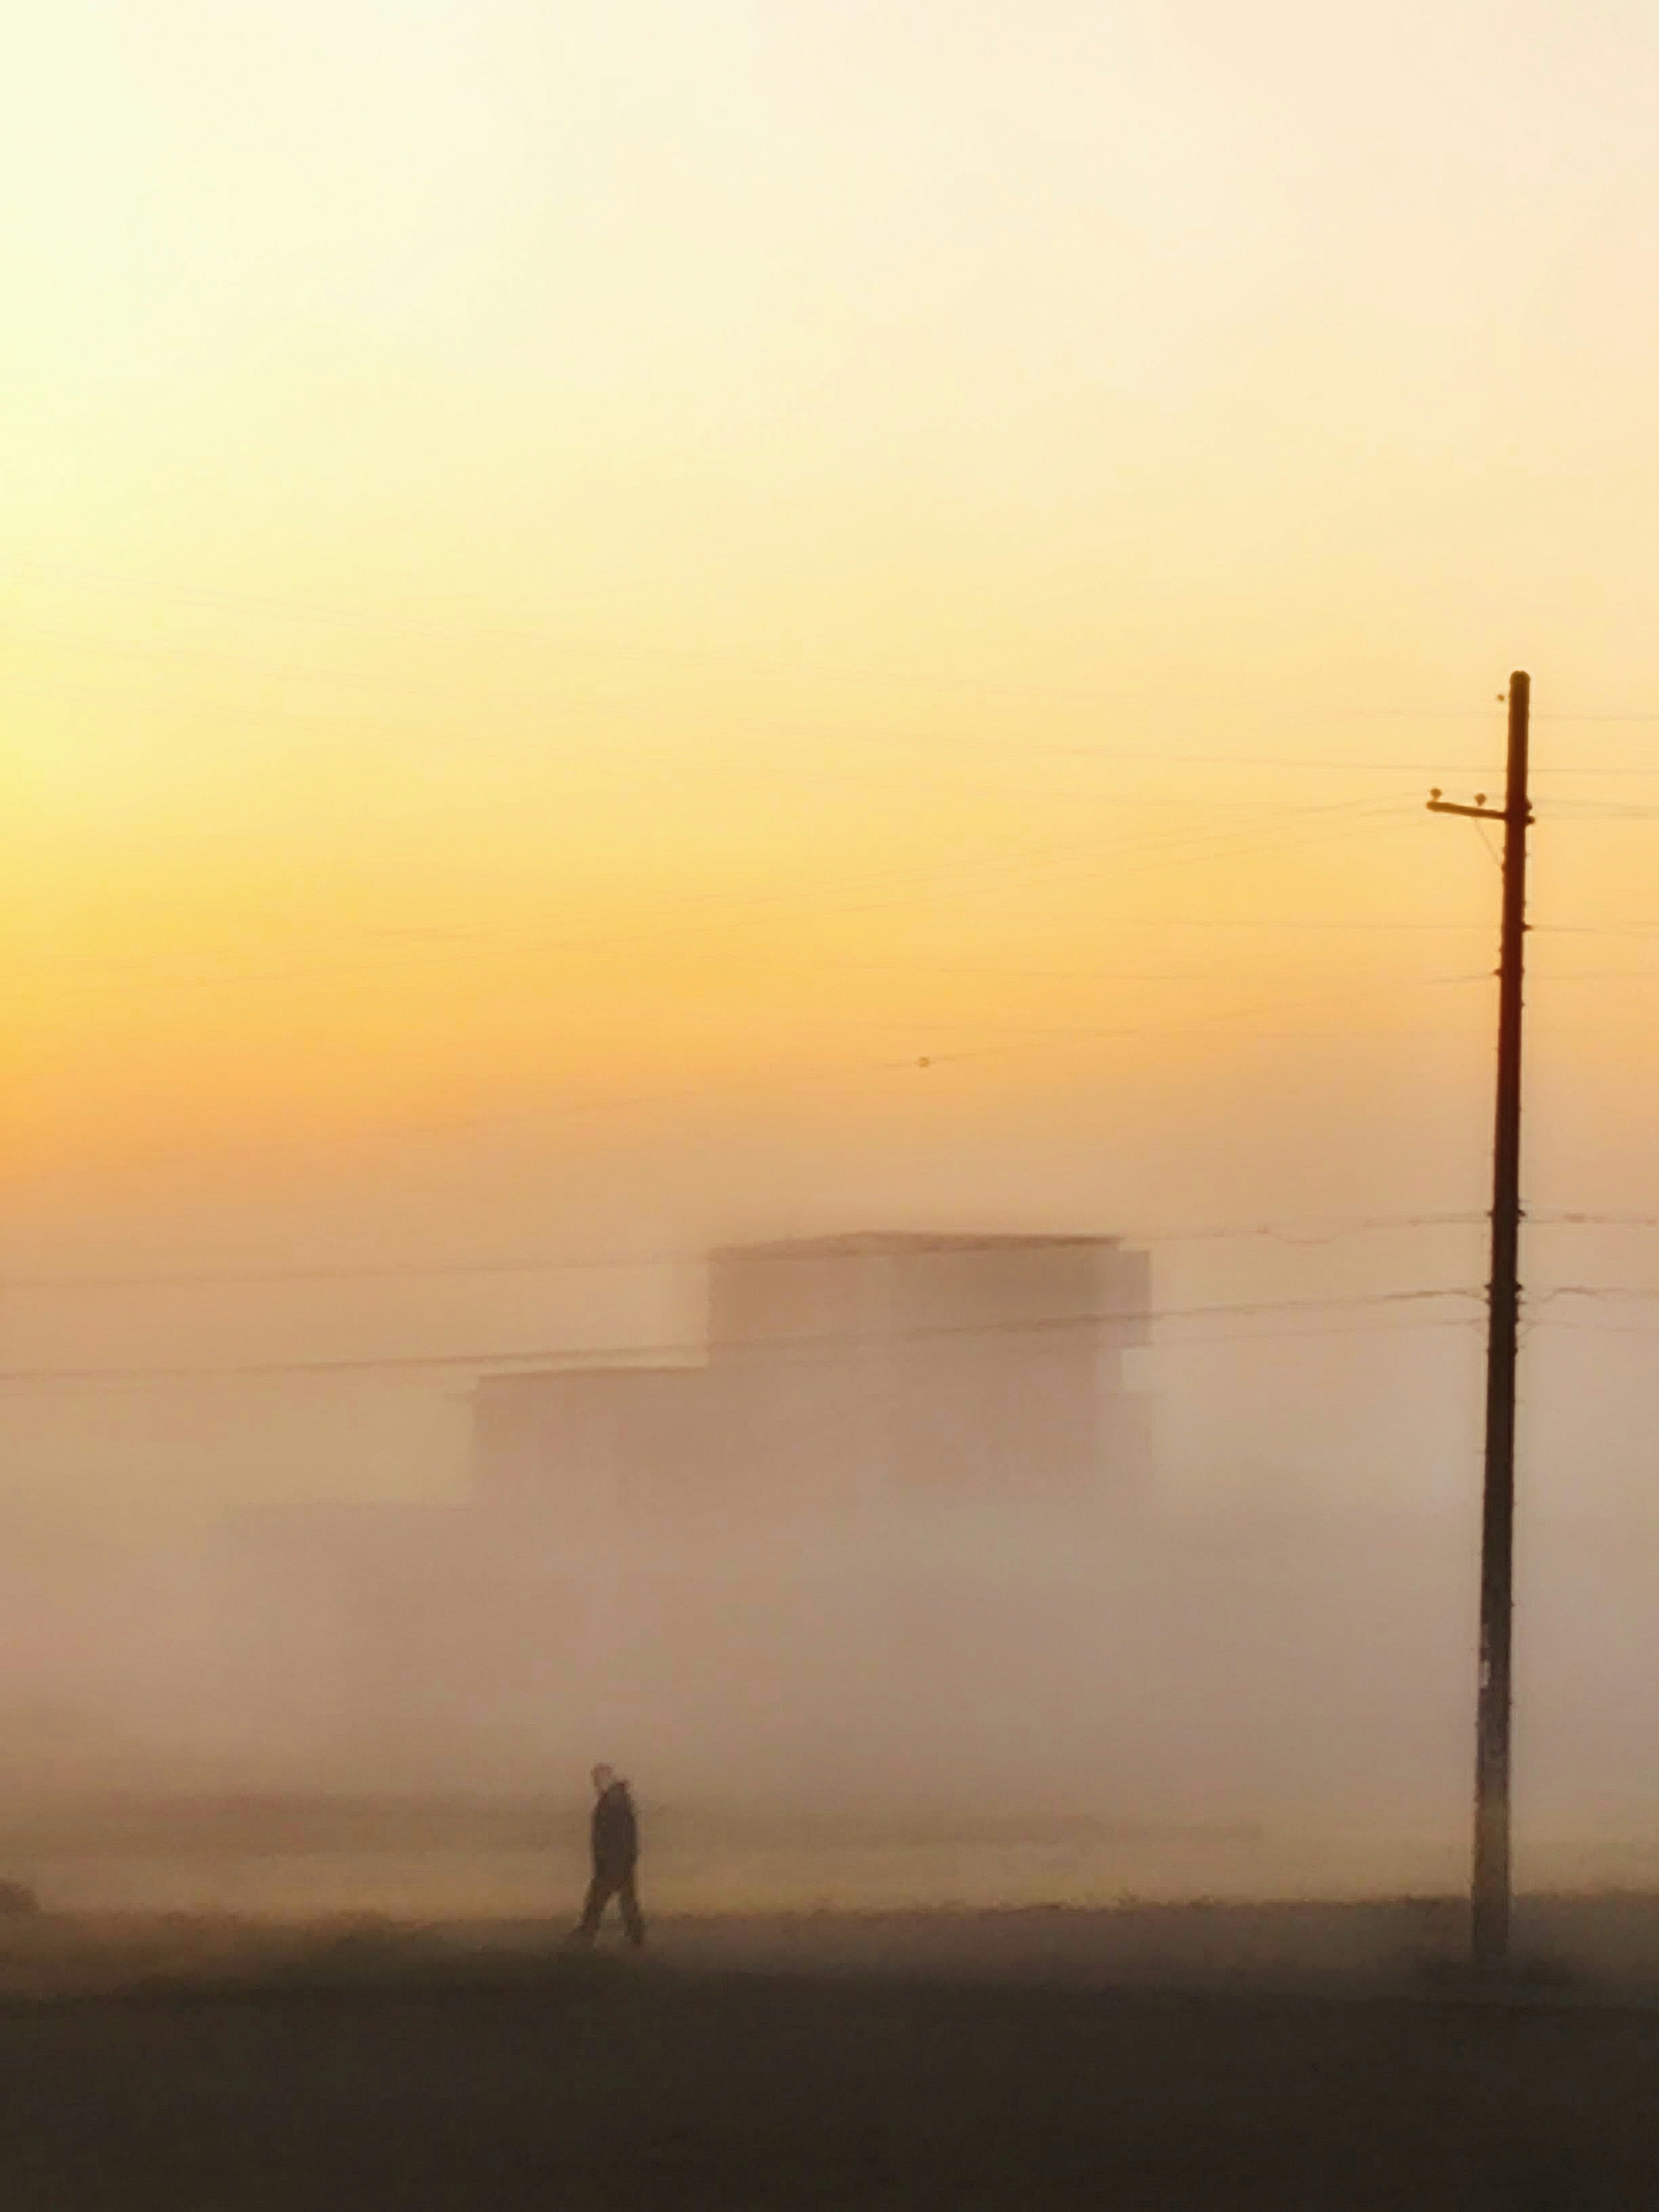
[1426,798,1528,823]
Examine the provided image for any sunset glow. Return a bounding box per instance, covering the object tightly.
[6,1,1657,1185]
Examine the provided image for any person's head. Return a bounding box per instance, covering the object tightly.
[591,1763,617,1796]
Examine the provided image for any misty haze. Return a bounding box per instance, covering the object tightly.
[5,1200,1659,1925]
[8,0,1659,2202]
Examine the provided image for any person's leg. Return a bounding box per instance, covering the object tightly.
[572,1873,613,1940]
[619,1870,645,1948]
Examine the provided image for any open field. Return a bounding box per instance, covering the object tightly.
[2,1932,1659,2209]
[9,1889,1659,2000]
[6,1802,1659,2205]
[11,1791,1659,1919]
[1,1898,1659,2206]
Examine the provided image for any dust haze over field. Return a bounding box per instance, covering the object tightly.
[6,0,1659,1942]
[6,845,1659,1919]
[5,1171,1659,1923]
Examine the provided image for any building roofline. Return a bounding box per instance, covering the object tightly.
[476,1362,706,1391]
[711,1232,1128,1260]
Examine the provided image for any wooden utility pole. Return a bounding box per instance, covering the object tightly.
[1428,670,1532,1969]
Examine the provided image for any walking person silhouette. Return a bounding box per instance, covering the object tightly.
[571,1764,644,1948]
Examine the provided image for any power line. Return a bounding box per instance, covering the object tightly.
[0,1210,1491,1294]
[914,969,1488,1076]
[13,798,1419,994]
[1538,1212,1659,1230]
[23,895,1657,1010]
[0,1287,1483,1386]
[11,609,1659,732]
[1530,1317,1659,1338]
[1149,1314,1481,1351]
[7,957,1491,1181]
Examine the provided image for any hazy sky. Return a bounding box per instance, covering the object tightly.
[3,0,1658,1531]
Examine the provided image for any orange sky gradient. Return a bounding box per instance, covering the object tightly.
[6,0,1659,1185]
[3,1,1658,1533]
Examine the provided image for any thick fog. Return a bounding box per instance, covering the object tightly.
[4,1020,1659,1919]
[6,0,1659,1945]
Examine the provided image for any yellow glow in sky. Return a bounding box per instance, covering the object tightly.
[4,0,1658,1180]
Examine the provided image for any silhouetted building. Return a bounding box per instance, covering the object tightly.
[474,1233,1152,1545]
[147,1233,1154,1796]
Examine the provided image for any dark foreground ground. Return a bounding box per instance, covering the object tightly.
[3,1933,1659,2209]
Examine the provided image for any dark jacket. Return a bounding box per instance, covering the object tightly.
[591,1783,639,1876]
